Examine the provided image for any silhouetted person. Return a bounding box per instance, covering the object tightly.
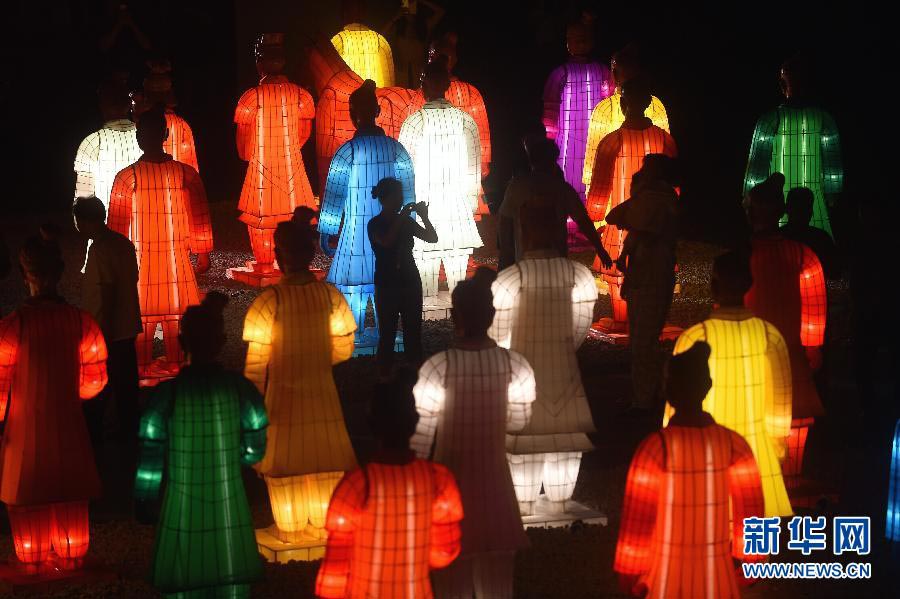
[368,177,437,378]
[74,195,141,444]
[499,135,612,270]
[782,186,839,279]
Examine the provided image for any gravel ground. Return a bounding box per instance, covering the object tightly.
[0,204,893,598]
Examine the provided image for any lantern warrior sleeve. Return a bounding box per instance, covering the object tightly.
[396,144,417,207]
[182,166,214,255]
[614,433,664,577]
[169,115,199,173]
[663,324,708,427]
[238,375,269,466]
[377,33,395,88]
[648,97,670,135]
[572,263,599,349]
[430,463,464,569]
[541,66,565,140]
[319,143,353,236]
[234,88,257,162]
[316,88,339,191]
[488,267,521,349]
[397,113,423,174]
[821,112,843,207]
[463,114,483,212]
[582,98,615,189]
[764,323,792,457]
[411,354,448,459]
[799,247,827,347]
[134,381,174,501]
[74,133,100,199]
[728,431,767,562]
[0,313,20,419]
[507,350,536,432]
[743,110,779,196]
[79,311,109,399]
[586,131,621,222]
[316,470,365,599]
[107,167,136,237]
[298,87,315,143]
[329,285,358,364]
[467,85,491,175]
[243,288,277,395]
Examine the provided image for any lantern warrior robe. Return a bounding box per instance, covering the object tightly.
[398,98,483,299]
[412,347,535,555]
[331,23,395,88]
[164,111,199,173]
[664,307,793,517]
[74,119,143,208]
[135,365,268,595]
[615,413,766,599]
[744,103,842,237]
[542,59,612,201]
[320,126,416,334]
[887,419,900,541]
[315,457,463,598]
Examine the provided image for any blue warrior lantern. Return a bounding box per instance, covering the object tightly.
[888,419,900,541]
[319,128,415,347]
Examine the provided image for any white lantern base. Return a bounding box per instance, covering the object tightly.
[255,527,326,563]
[520,495,607,530]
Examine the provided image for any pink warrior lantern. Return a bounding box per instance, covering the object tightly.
[227,33,316,287]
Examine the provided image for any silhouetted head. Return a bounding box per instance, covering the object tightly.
[780,53,812,100]
[429,31,459,72]
[370,368,420,450]
[451,267,497,338]
[711,250,752,307]
[524,135,560,170]
[620,78,652,119]
[19,233,64,296]
[637,154,679,186]
[566,21,593,58]
[255,33,286,78]
[141,58,177,109]
[135,105,169,153]
[98,73,132,122]
[372,177,404,215]
[422,55,451,100]
[611,43,640,87]
[341,0,366,26]
[785,187,814,226]
[519,196,559,253]
[665,341,712,415]
[72,196,107,238]
[748,173,786,232]
[274,209,318,274]
[179,291,228,364]
[349,79,380,128]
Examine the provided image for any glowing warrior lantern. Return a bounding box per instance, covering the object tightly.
[243,272,358,542]
[412,347,535,595]
[398,99,483,299]
[0,299,108,566]
[665,308,794,517]
[134,366,269,596]
[74,122,142,211]
[488,256,597,512]
[587,125,677,330]
[888,420,900,541]
[331,23,395,88]
[230,33,316,284]
[134,60,200,172]
[108,159,214,376]
[320,121,416,337]
[615,419,766,598]
[746,236,826,487]
[315,459,463,598]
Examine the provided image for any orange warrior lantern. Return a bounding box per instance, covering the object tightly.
[0,293,108,568]
[315,459,463,598]
[133,60,199,172]
[229,33,316,286]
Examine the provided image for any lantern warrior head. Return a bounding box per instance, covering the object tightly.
[132,58,177,116]
[135,105,169,155]
[341,0,366,26]
[371,177,404,214]
[611,43,641,89]
[255,33,286,79]
[451,267,497,339]
[371,368,420,452]
[349,79,380,128]
[620,78,652,121]
[523,135,560,171]
[421,54,451,101]
[19,233,64,296]
[711,250,753,308]
[780,52,813,100]
[428,32,459,72]
[273,207,318,274]
[785,186,815,228]
[72,195,107,239]
[747,172,786,233]
[179,291,229,364]
[98,72,132,122]
[664,341,713,417]
[566,21,594,59]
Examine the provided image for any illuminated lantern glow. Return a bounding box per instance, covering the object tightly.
[412,347,535,594]
[744,106,842,237]
[331,23,395,88]
[664,309,794,517]
[134,60,200,173]
[746,236,826,486]
[163,111,199,173]
[887,420,900,541]
[74,119,143,209]
[0,300,108,565]
[615,418,766,597]
[543,60,612,201]
[489,256,597,511]
[315,459,463,598]
[134,366,268,594]
[587,125,677,329]
[398,99,483,299]
[108,159,214,375]
[320,128,416,336]
[243,273,358,540]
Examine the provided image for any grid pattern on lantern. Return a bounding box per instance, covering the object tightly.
[135,369,268,591]
[665,315,793,517]
[331,24,395,88]
[74,120,143,209]
[108,160,213,319]
[314,459,463,599]
[235,81,316,229]
[7,501,91,564]
[744,106,842,237]
[489,257,596,455]
[243,279,357,478]
[412,347,535,554]
[164,112,199,172]
[582,92,670,191]
[542,61,612,199]
[265,471,343,534]
[614,424,766,598]
[0,304,106,509]
[746,236,826,419]
[887,420,900,541]
[432,551,516,599]
[507,451,582,504]
[377,87,417,138]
